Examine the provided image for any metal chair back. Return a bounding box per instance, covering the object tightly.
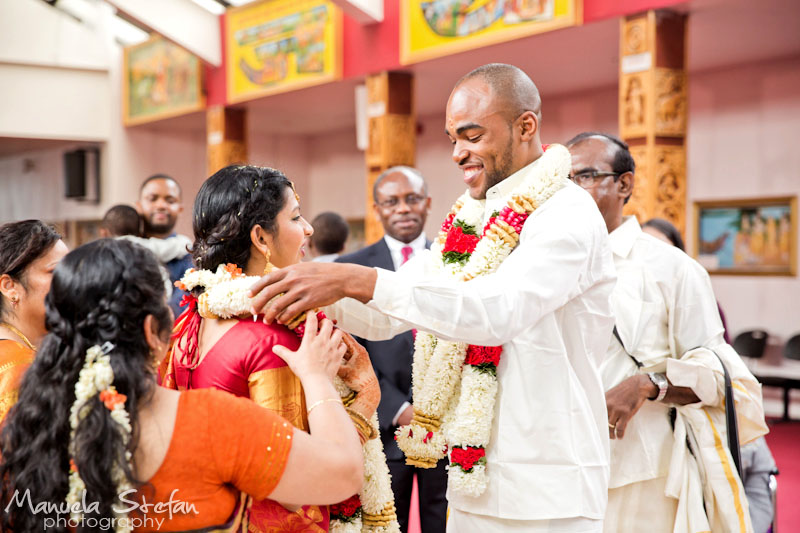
[783,334,800,361]
[733,329,769,359]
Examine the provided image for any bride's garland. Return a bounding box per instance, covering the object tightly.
[395,144,571,496]
[176,267,400,533]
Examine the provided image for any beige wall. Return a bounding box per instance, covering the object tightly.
[295,84,619,237]
[687,56,800,342]
[1,47,796,343]
[291,60,799,343]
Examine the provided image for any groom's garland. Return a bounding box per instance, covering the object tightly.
[395,144,571,496]
[176,267,400,533]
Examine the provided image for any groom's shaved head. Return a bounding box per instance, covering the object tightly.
[455,63,542,122]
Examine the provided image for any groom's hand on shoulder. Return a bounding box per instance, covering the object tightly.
[249,262,377,325]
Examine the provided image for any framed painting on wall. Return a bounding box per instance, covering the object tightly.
[694,196,797,276]
[401,0,581,65]
[123,36,205,126]
[226,0,342,104]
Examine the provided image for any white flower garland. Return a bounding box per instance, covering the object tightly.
[396,144,572,496]
[178,268,400,533]
[331,518,362,533]
[67,342,133,533]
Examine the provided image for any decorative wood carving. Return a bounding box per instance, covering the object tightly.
[620,73,648,139]
[364,71,416,244]
[655,68,687,136]
[619,10,687,238]
[623,145,650,223]
[206,106,247,176]
[654,146,686,234]
[623,17,649,55]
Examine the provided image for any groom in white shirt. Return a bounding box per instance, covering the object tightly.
[250,64,616,532]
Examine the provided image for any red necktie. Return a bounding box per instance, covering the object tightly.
[401,245,413,265]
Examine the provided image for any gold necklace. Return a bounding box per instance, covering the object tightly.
[0,322,36,351]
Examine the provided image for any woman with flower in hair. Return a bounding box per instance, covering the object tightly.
[0,220,68,420]
[0,238,365,533]
[160,165,388,532]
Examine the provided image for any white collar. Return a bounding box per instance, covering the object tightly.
[384,232,427,252]
[485,155,545,201]
[608,216,641,258]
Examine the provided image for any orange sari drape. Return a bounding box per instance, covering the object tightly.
[0,340,34,421]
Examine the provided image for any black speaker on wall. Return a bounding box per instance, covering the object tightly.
[63,148,100,203]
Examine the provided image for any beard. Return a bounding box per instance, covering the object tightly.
[142,214,176,235]
[481,138,515,197]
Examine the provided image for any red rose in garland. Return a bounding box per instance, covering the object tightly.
[464,345,502,366]
[451,446,486,472]
[444,226,480,255]
[330,494,362,522]
[442,223,480,265]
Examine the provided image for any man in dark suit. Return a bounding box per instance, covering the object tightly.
[336,166,447,533]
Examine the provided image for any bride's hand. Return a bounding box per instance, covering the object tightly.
[337,334,378,391]
[272,312,345,382]
[338,333,380,420]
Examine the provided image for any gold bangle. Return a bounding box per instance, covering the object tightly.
[346,407,378,441]
[307,398,342,416]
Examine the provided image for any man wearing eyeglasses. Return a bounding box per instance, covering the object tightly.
[335,167,446,533]
[566,132,767,533]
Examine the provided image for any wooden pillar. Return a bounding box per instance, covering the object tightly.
[207,106,247,176]
[619,10,688,235]
[364,71,416,244]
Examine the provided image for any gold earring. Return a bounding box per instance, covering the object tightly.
[263,248,275,275]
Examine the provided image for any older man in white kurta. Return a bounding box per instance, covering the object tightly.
[249,65,616,532]
[567,132,768,533]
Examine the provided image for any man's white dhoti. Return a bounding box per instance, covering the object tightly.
[605,476,678,533]
[448,509,602,532]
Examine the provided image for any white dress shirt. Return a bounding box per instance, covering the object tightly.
[327,157,616,521]
[383,232,427,271]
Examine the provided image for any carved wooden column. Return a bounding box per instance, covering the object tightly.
[365,71,416,244]
[619,10,688,234]
[207,106,247,176]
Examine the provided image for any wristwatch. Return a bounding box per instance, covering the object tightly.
[647,372,668,402]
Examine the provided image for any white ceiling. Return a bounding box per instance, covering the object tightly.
[0,137,81,158]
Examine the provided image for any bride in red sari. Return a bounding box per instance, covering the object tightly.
[160,165,380,532]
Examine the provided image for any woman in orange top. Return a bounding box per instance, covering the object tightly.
[0,220,68,420]
[0,239,364,532]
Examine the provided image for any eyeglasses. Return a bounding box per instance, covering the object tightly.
[568,170,620,188]
[376,194,427,209]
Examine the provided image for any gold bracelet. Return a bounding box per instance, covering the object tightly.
[346,407,378,441]
[307,398,342,416]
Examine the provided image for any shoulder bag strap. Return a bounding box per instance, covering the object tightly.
[612,325,643,368]
[712,349,743,479]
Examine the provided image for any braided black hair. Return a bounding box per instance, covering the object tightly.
[191,165,293,270]
[0,239,173,532]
